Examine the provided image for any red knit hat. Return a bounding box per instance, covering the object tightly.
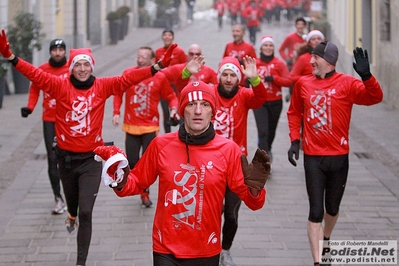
[179,81,216,117]
[68,48,95,73]
[217,57,242,82]
[93,145,128,187]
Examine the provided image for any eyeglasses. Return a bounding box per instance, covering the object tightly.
[188,52,201,56]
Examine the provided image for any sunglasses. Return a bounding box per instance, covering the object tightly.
[188,52,201,56]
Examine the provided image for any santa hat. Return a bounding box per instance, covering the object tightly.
[93,145,129,187]
[68,48,95,73]
[303,30,325,43]
[179,81,217,117]
[217,57,242,82]
[312,41,339,66]
[260,36,275,46]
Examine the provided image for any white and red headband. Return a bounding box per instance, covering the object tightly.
[68,54,95,73]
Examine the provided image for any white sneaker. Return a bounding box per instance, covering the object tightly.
[52,197,67,214]
[219,249,236,266]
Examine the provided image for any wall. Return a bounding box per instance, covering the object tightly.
[376,0,399,109]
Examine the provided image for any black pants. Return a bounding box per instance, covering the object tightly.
[304,154,349,223]
[222,186,241,250]
[125,132,156,169]
[56,147,102,265]
[253,100,283,155]
[161,98,171,133]
[248,26,258,45]
[218,15,223,29]
[125,132,156,193]
[153,252,219,266]
[43,121,62,199]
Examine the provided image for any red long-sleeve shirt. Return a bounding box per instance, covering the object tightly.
[26,61,69,122]
[256,56,292,102]
[290,52,312,84]
[214,1,225,16]
[223,41,257,60]
[278,32,306,62]
[213,81,267,156]
[287,73,383,155]
[15,58,153,153]
[115,132,266,258]
[113,70,178,129]
[242,5,263,27]
[155,45,187,66]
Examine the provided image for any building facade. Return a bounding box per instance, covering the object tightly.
[326,0,398,109]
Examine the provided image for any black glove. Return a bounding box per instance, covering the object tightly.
[21,107,32,118]
[353,47,371,81]
[264,76,274,82]
[241,149,271,190]
[167,116,180,126]
[288,140,300,166]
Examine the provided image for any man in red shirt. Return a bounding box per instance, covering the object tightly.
[223,23,257,88]
[95,79,270,265]
[279,17,307,101]
[287,42,383,266]
[227,0,240,25]
[184,56,268,266]
[155,29,187,133]
[223,24,257,60]
[20,39,69,215]
[241,0,263,45]
[214,0,226,30]
[112,46,179,208]
[279,17,307,71]
[0,28,176,266]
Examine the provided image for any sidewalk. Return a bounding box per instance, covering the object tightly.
[0,10,398,266]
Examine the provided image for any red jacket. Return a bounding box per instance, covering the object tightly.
[115,131,266,258]
[288,73,383,155]
[15,58,153,153]
[113,70,178,128]
[26,61,69,122]
[256,56,292,102]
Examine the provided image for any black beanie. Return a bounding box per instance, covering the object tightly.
[49,39,66,52]
[312,41,339,66]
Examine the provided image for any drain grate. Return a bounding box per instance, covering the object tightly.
[32,154,47,160]
[353,152,372,159]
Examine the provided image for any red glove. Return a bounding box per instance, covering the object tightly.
[0,29,13,58]
[158,43,177,69]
